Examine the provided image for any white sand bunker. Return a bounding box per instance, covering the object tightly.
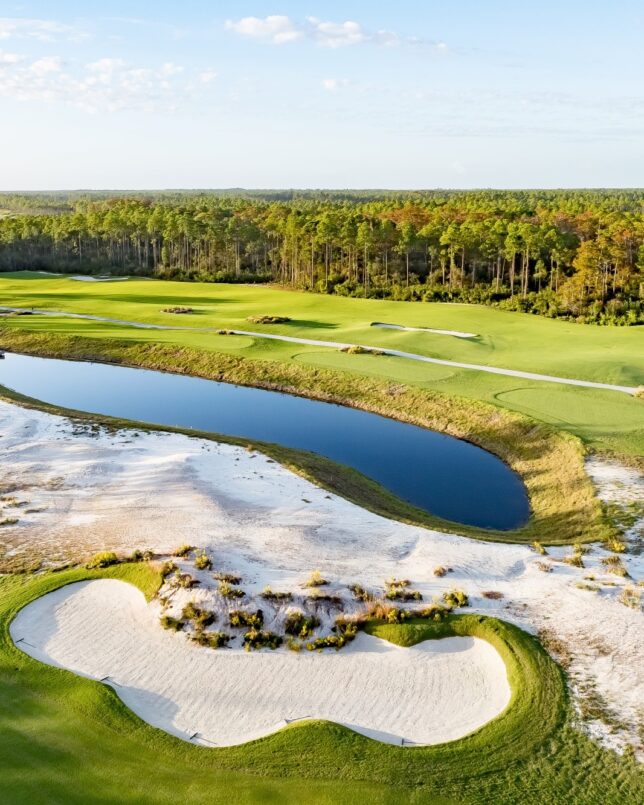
[11,580,511,747]
[371,322,477,338]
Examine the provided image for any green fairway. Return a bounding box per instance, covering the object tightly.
[1,564,641,804]
[1,272,642,456]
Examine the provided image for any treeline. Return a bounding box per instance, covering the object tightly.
[1,190,643,324]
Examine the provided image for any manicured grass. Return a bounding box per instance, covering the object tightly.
[1,565,641,804]
[0,330,612,545]
[0,273,642,456]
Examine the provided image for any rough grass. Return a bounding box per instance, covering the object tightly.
[1,567,641,803]
[0,327,614,545]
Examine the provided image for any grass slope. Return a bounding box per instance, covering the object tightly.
[1,565,642,804]
[0,330,612,545]
[0,273,642,455]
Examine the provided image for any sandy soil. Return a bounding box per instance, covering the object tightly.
[371,321,478,338]
[11,578,510,746]
[1,399,642,754]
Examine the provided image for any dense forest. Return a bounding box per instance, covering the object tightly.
[1,189,643,324]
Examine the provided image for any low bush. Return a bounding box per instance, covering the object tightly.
[532,541,547,555]
[303,570,328,588]
[575,582,599,592]
[348,583,372,601]
[417,603,451,621]
[604,537,627,554]
[218,581,245,598]
[482,590,504,600]
[162,306,193,314]
[261,586,293,602]
[284,611,320,638]
[385,584,422,602]
[243,628,282,650]
[229,609,263,629]
[0,517,18,527]
[433,566,450,577]
[442,589,469,608]
[86,551,119,569]
[160,615,184,631]
[306,591,344,606]
[173,544,193,557]
[600,555,629,577]
[194,553,212,571]
[305,622,358,650]
[247,315,290,324]
[618,586,641,610]
[175,573,197,588]
[339,345,383,356]
[191,630,231,648]
[181,602,215,629]
[562,553,584,568]
[160,560,176,578]
[536,561,553,572]
[213,571,242,584]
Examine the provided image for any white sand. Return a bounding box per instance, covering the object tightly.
[11,579,510,746]
[1,399,642,754]
[371,322,478,338]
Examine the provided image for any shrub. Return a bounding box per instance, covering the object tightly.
[86,551,119,569]
[573,542,590,555]
[348,583,372,601]
[306,624,358,650]
[385,578,422,601]
[433,566,450,577]
[618,586,641,610]
[287,637,302,652]
[162,306,193,314]
[284,611,320,638]
[532,541,547,555]
[181,602,215,629]
[604,537,627,554]
[442,589,469,608]
[191,630,231,648]
[229,609,263,629]
[339,345,383,355]
[634,386,644,400]
[417,604,450,621]
[0,518,19,526]
[482,590,504,600]
[213,571,242,584]
[173,544,193,557]
[160,560,176,578]
[218,581,245,598]
[303,570,328,588]
[306,591,344,606]
[247,314,290,324]
[160,615,184,631]
[600,555,629,577]
[536,561,553,572]
[261,586,293,602]
[194,553,212,571]
[563,553,584,568]
[175,573,197,588]
[576,582,599,592]
[243,629,283,650]
[130,549,144,562]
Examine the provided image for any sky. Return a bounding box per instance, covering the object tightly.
[0,1,642,189]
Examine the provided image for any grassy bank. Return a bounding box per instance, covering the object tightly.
[1,565,641,803]
[0,327,613,545]
[1,273,642,456]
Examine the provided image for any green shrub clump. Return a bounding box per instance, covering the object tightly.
[194,553,212,571]
[284,611,320,638]
[173,544,193,557]
[229,609,263,629]
[247,314,290,324]
[191,631,231,648]
[86,551,119,569]
[160,615,184,632]
[303,570,328,588]
[219,581,245,599]
[243,629,283,650]
[384,578,422,601]
[181,602,215,629]
[442,589,469,608]
[261,586,293,602]
[348,583,371,601]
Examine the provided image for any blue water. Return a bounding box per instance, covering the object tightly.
[0,352,529,529]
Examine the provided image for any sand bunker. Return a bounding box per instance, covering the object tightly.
[371,322,477,338]
[12,579,511,747]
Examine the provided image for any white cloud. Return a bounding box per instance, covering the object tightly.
[0,53,217,114]
[225,15,302,44]
[0,17,86,42]
[198,69,217,84]
[225,15,438,49]
[321,78,350,92]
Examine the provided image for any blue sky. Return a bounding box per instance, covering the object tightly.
[0,1,642,189]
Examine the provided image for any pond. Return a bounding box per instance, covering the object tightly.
[0,352,529,529]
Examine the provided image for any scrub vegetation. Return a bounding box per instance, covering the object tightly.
[1,566,642,804]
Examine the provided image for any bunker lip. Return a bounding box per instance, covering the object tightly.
[10,579,512,748]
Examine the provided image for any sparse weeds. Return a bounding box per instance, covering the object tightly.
[194,553,212,571]
[384,578,422,602]
[600,555,629,577]
[532,541,547,555]
[160,560,176,578]
[563,553,584,568]
[604,537,627,554]
[536,561,553,572]
[303,570,328,588]
[348,583,372,601]
[261,586,293,602]
[618,586,641,610]
[173,544,193,558]
[181,602,215,629]
[213,571,242,584]
[218,581,245,599]
[175,572,197,589]
[433,565,451,577]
